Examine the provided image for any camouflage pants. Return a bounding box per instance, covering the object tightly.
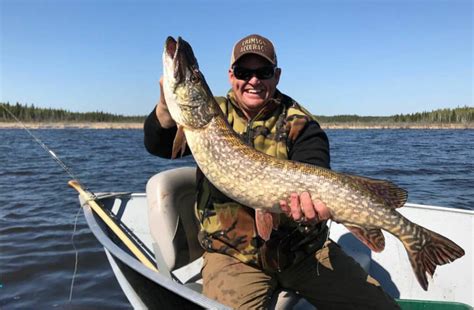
[202,240,400,310]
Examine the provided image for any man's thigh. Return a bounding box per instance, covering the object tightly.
[280,241,400,310]
[201,252,277,309]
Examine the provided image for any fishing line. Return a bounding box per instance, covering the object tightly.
[69,205,83,301]
[1,105,90,192]
[3,105,159,300]
[1,104,92,302]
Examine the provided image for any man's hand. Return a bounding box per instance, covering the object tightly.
[280,192,331,224]
[155,77,176,128]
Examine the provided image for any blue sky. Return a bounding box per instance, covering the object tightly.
[1,0,472,116]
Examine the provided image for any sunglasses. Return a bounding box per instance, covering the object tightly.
[232,66,276,81]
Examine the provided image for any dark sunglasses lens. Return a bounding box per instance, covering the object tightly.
[256,67,275,79]
[233,67,252,80]
[233,66,275,80]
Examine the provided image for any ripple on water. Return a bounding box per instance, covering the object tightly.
[1,128,472,308]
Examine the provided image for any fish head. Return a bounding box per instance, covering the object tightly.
[162,36,216,129]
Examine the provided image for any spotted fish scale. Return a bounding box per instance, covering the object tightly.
[161,36,465,291]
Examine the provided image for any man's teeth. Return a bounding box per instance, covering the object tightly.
[247,89,262,94]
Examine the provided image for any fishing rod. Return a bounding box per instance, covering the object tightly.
[1,105,158,272]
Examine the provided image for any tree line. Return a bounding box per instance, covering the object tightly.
[1,102,472,124]
[0,102,145,123]
[315,106,473,123]
[391,106,473,123]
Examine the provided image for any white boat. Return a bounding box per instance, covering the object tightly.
[76,167,473,309]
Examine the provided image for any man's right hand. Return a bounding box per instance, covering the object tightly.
[155,77,176,128]
[280,192,331,225]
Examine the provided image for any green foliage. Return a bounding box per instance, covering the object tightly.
[0,102,145,123]
[315,106,473,123]
[1,102,472,124]
[391,106,473,123]
[315,114,390,123]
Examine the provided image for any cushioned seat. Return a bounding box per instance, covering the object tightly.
[147,167,203,276]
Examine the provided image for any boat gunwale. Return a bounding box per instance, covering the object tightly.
[92,193,474,215]
[79,192,472,308]
[93,191,474,215]
[403,203,474,214]
[80,195,230,309]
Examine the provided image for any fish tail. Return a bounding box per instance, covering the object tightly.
[405,227,465,290]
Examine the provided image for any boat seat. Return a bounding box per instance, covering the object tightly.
[147,167,315,309]
[147,167,204,275]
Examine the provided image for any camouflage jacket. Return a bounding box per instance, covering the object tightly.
[193,89,331,267]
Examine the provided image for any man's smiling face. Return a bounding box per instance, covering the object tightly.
[229,54,281,119]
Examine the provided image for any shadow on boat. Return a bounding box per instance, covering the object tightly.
[338,233,400,298]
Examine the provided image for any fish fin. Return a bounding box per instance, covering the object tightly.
[344,224,385,252]
[171,125,187,159]
[405,227,465,291]
[272,212,280,230]
[344,175,408,208]
[255,209,277,241]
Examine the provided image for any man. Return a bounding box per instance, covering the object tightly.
[144,34,399,309]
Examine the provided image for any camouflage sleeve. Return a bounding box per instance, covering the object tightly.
[288,121,330,169]
[143,106,192,158]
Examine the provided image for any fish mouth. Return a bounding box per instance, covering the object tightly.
[164,36,211,108]
[165,36,197,87]
[165,36,178,60]
[165,36,190,65]
[164,36,182,83]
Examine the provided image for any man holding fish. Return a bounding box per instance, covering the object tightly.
[144,34,402,309]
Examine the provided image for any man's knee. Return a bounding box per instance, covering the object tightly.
[202,252,276,309]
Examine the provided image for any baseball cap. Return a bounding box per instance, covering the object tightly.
[230,34,277,67]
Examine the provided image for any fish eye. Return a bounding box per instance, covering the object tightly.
[190,69,201,83]
[190,74,200,83]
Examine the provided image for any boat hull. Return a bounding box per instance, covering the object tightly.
[78,168,473,309]
[81,193,229,309]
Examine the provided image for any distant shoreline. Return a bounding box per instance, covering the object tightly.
[1,122,472,130]
[0,122,144,129]
[320,122,473,129]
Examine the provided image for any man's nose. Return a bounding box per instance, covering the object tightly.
[247,75,261,84]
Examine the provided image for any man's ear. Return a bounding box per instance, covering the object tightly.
[275,67,282,83]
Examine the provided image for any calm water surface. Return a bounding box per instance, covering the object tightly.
[0,129,472,309]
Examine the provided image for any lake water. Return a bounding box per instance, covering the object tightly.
[0,128,472,309]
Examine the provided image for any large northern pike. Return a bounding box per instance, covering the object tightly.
[161,36,464,290]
